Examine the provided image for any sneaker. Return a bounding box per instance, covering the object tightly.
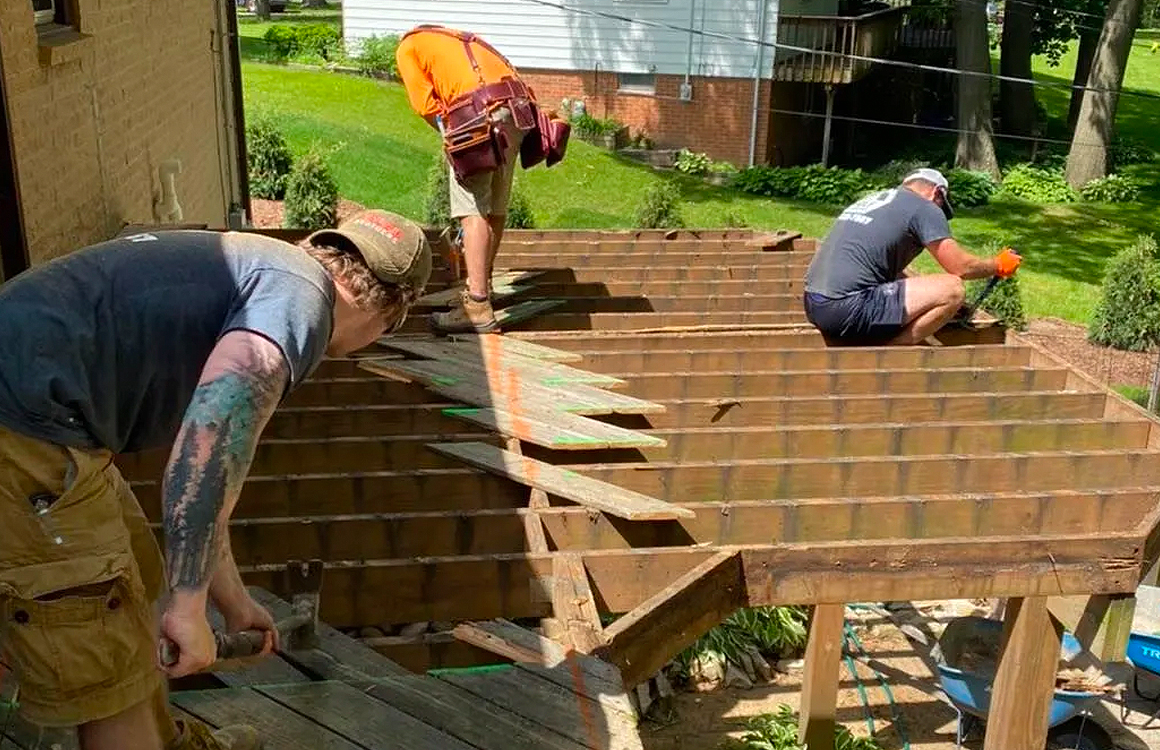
[430,289,501,334]
[171,718,263,750]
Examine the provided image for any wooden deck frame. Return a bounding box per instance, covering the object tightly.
[113,226,1160,750]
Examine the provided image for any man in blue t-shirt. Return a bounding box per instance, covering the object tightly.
[0,210,430,750]
[803,168,1022,345]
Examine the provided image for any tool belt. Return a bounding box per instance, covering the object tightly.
[405,26,568,179]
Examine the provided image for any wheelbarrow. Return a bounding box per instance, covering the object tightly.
[935,617,1114,750]
[1121,631,1160,728]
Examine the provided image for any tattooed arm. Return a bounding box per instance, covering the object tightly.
[159,329,289,676]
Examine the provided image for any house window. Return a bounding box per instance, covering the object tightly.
[618,73,656,95]
[32,0,56,25]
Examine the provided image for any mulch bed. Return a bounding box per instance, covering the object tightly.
[1019,317,1157,390]
[250,198,1158,393]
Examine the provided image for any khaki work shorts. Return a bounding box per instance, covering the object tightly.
[449,106,527,219]
[0,423,166,727]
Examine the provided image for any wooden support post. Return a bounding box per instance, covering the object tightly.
[798,603,845,750]
[551,553,608,653]
[982,597,1062,750]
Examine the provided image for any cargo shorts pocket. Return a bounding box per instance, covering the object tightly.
[0,571,154,707]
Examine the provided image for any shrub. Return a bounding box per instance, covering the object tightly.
[283,149,339,231]
[1080,173,1141,203]
[871,158,932,187]
[946,168,997,208]
[732,164,867,205]
[355,34,400,78]
[505,187,535,229]
[1111,136,1156,167]
[966,275,1027,331]
[245,117,294,199]
[1088,234,1160,352]
[999,163,1077,203]
[422,153,453,232]
[673,606,808,682]
[262,23,342,62]
[674,149,711,176]
[262,25,298,59]
[710,160,739,175]
[634,182,684,229]
[295,23,342,60]
[719,705,882,750]
[570,113,623,139]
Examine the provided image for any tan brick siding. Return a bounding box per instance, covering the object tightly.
[0,0,230,265]
[521,69,783,168]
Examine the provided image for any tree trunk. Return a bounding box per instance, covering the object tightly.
[955,0,1002,178]
[1065,0,1143,187]
[1067,28,1100,132]
[1000,0,1037,137]
[254,0,272,21]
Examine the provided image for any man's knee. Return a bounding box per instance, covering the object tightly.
[941,275,966,307]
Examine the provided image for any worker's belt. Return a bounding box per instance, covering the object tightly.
[442,76,536,181]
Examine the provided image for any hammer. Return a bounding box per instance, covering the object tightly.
[160,559,324,668]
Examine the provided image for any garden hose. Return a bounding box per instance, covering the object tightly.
[842,632,877,738]
[844,607,912,750]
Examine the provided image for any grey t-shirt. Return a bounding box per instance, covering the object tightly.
[0,230,335,454]
[804,187,951,298]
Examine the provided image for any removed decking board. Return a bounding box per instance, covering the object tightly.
[438,669,643,750]
[360,357,665,416]
[428,442,695,520]
[380,338,627,388]
[258,681,474,750]
[366,675,591,750]
[172,687,364,750]
[441,405,668,450]
[445,332,585,362]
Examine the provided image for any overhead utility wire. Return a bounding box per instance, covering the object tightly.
[516,0,1160,103]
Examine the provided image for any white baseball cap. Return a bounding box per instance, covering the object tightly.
[903,168,954,220]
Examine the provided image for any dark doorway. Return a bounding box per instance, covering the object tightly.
[0,54,29,281]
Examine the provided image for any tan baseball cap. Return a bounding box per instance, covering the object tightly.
[306,209,432,292]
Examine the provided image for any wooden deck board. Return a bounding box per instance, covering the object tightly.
[366,675,592,750]
[441,405,668,450]
[248,587,412,680]
[429,441,694,520]
[438,669,643,750]
[259,681,474,750]
[173,687,364,750]
[381,338,627,388]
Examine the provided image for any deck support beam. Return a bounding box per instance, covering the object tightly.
[982,596,1062,750]
[798,603,845,750]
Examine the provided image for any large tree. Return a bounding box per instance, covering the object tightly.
[1000,0,1038,137]
[1065,0,1143,187]
[956,0,1002,177]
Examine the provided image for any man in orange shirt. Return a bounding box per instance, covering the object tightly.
[396,25,534,334]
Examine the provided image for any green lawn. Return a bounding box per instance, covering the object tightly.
[240,28,1160,326]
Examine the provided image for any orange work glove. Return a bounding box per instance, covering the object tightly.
[995,247,1022,278]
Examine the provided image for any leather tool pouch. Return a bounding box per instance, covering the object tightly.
[443,93,504,181]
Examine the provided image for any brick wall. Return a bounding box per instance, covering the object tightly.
[0,0,231,265]
[521,69,774,168]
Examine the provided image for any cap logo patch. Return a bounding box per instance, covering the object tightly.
[356,213,403,243]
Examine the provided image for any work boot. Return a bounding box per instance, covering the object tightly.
[430,289,500,334]
[171,718,263,750]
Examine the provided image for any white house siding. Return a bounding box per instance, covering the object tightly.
[343,0,781,80]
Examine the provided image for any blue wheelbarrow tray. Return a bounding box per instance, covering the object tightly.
[935,616,1103,728]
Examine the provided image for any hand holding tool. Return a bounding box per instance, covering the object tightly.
[160,559,323,668]
[995,247,1022,278]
